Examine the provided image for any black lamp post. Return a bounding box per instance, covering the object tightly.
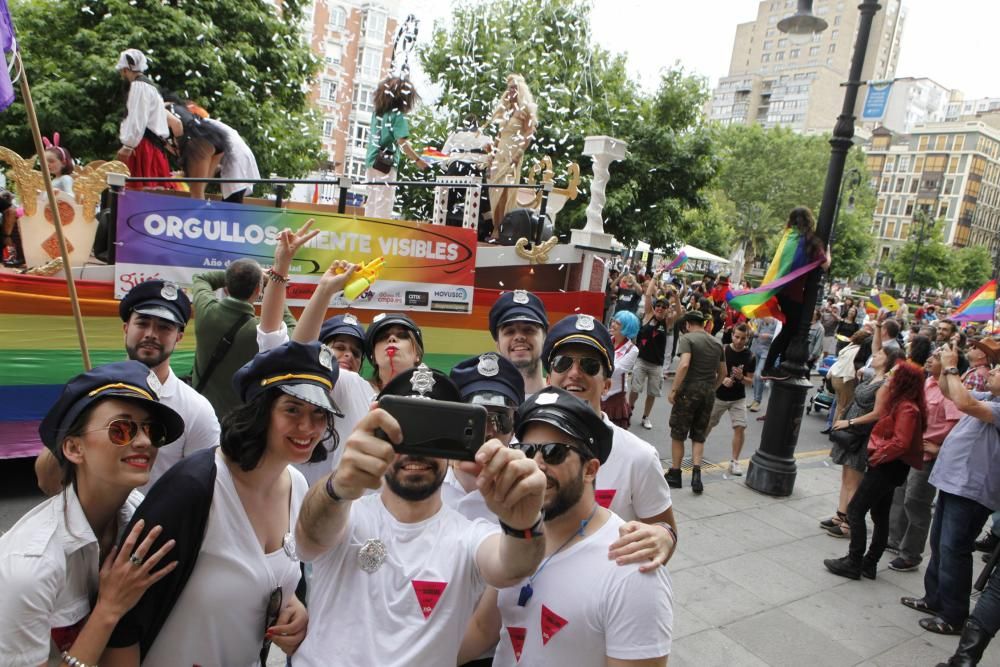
[820,167,862,302]
[746,0,882,497]
[907,209,930,300]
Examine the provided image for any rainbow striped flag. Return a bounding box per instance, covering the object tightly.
[662,250,688,272]
[420,148,450,165]
[951,279,997,323]
[726,228,823,321]
[865,292,899,315]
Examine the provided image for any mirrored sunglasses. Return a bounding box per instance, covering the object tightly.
[83,419,167,447]
[550,354,602,377]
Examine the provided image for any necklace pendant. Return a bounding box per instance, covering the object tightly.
[358,538,388,573]
[517,582,533,607]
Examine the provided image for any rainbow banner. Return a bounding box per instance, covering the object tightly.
[0,271,602,459]
[420,148,450,165]
[951,279,997,323]
[116,191,477,313]
[662,251,688,272]
[726,228,822,321]
[865,292,899,315]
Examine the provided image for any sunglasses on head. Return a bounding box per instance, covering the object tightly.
[550,354,603,377]
[260,586,283,662]
[486,409,514,435]
[83,419,167,447]
[512,442,589,465]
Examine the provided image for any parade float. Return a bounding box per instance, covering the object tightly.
[0,135,625,458]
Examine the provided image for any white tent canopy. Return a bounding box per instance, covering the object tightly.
[620,241,730,266]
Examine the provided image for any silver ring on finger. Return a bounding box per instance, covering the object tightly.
[129,554,144,567]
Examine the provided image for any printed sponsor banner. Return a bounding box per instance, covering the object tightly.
[114,191,477,312]
[862,80,893,120]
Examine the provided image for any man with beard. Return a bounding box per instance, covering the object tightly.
[294,365,547,666]
[489,290,548,395]
[542,314,677,566]
[459,387,673,666]
[34,280,219,494]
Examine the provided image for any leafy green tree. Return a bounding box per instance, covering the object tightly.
[883,213,953,290]
[411,0,716,248]
[1,0,321,183]
[677,188,737,258]
[949,245,993,291]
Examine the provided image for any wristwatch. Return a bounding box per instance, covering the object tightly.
[943,367,960,376]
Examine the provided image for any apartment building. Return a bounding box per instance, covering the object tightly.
[709,0,904,133]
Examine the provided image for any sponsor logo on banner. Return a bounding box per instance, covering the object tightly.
[431,301,471,313]
[432,287,468,301]
[374,291,403,305]
[405,291,429,307]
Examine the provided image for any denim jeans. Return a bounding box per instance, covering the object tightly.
[887,460,937,562]
[970,560,1000,636]
[924,490,994,625]
[752,370,768,403]
[847,460,909,563]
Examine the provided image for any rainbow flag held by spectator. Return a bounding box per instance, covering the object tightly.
[865,292,899,315]
[726,228,822,322]
[420,148,450,166]
[662,251,688,272]
[951,279,997,323]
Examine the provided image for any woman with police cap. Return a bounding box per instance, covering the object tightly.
[101,341,341,665]
[0,361,183,666]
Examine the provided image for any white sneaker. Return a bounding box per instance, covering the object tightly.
[729,460,743,476]
[641,418,653,430]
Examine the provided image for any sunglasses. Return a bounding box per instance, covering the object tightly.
[550,354,602,377]
[512,442,589,465]
[486,409,514,435]
[260,586,283,663]
[83,419,167,447]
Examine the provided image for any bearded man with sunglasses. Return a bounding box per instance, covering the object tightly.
[34,280,220,496]
[542,314,678,568]
[460,386,673,666]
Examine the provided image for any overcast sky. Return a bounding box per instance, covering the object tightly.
[409,0,996,100]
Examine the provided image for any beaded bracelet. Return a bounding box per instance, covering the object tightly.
[265,267,289,284]
[61,651,95,667]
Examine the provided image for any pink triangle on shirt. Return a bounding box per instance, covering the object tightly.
[594,489,617,508]
[540,605,568,644]
[507,626,527,661]
[411,580,447,619]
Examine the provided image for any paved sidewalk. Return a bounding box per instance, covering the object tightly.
[667,456,999,667]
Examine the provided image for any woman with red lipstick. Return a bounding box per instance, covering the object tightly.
[0,361,184,665]
[102,342,341,665]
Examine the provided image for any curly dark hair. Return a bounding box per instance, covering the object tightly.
[220,388,337,471]
[907,334,932,366]
[887,360,928,432]
[373,76,418,115]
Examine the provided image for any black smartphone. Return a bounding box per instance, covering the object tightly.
[376,395,487,461]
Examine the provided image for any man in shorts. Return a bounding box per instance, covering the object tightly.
[705,323,756,477]
[629,278,681,430]
[666,311,726,494]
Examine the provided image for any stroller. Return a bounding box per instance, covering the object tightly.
[806,354,836,415]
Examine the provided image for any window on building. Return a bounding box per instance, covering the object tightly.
[914,156,924,172]
[322,118,336,138]
[321,78,338,103]
[889,199,900,215]
[939,201,949,217]
[775,51,784,61]
[971,157,987,176]
[329,5,347,30]
[924,155,947,172]
[880,179,889,192]
[875,199,885,214]
[325,42,342,66]
[347,158,367,180]
[909,179,919,193]
[833,15,841,25]
[887,221,896,238]
[953,135,965,151]
[895,178,904,192]
[828,43,836,54]
[967,180,982,198]
[934,135,947,151]
[904,201,914,216]
[809,45,820,56]
[789,48,800,58]
[898,155,910,172]
[763,40,773,50]
[918,136,929,151]
[761,53,771,63]
[900,223,910,238]
[885,157,895,172]
[364,9,387,39]
[777,38,788,47]
[831,29,839,40]
[351,121,369,151]
[353,83,375,115]
[359,48,381,79]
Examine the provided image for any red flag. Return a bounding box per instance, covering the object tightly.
[311,183,319,204]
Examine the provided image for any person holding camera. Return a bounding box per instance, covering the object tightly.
[901,340,1000,637]
[628,278,682,430]
[293,366,547,666]
[459,387,673,666]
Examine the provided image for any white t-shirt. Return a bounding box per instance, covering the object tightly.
[295,494,498,666]
[597,417,673,521]
[605,340,638,399]
[142,367,220,493]
[494,512,673,666]
[0,487,142,666]
[141,451,306,666]
[257,324,377,486]
[441,469,498,524]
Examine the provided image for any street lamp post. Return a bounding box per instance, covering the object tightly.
[907,209,930,300]
[746,0,882,497]
[820,167,862,302]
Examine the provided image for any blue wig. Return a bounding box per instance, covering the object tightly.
[613,310,640,339]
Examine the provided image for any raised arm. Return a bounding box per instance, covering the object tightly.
[291,260,357,344]
[938,344,996,423]
[259,220,319,334]
[295,407,399,561]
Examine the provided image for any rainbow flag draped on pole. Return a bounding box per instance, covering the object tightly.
[950,279,997,323]
[726,228,823,321]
